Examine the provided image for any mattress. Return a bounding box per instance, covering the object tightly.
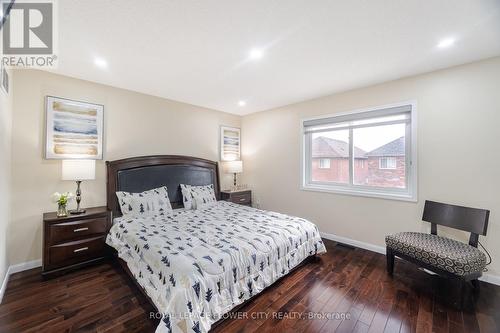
[106,201,326,333]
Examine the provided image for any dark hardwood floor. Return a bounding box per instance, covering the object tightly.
[1,239,499,332]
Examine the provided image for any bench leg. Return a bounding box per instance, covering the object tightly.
[386,247,395,275]
[459,279,466,310]
[456,279,475,310]
[471,279,480,292]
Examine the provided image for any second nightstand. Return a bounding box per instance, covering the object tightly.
[42,206,111,278]
[221,189,252,207]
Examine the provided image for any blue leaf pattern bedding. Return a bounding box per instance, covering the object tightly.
[106,201,326,333]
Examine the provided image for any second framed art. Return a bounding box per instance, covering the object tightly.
[220,126,240,161]
[45,96,104,159]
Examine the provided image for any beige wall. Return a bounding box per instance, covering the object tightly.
[7,58,500,279]
[9,69,240,266]
[0,69,13,289]
[242,57,500,276]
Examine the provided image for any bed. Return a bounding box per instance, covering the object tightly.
[105,155,326,333]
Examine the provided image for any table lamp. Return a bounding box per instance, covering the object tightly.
[62,159,96,214]
[222,160,243,190]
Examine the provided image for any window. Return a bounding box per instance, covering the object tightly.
[318,158,331,169]
[302,103,416,201]
[379,157,397,169]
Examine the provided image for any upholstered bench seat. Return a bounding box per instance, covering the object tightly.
[385,232,486,277]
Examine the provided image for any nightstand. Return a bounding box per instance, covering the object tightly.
[42,206,111,277]
[221,190,252,207]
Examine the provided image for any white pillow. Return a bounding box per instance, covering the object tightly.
[180,184,216,210]
[117,186,173,217]
[194,196,217,210]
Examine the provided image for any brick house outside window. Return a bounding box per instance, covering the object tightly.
[312,136,405,188]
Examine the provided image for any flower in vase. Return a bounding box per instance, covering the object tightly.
[51,192,75,206]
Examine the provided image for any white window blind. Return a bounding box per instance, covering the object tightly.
[303,105,411,134]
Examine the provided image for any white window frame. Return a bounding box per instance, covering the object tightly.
[300,101,417,202]
[318,158,331,169]
[379,157,397,170]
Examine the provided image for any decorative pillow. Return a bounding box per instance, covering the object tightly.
[180,184,216,210]
[117,186,173,217]
[193,196,217,210]
[180,184,195,210]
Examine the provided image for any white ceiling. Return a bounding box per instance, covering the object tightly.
[51,0,500,115]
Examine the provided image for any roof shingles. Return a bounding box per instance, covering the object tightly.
[365,136,405,157]
[312,137,366,158]
[312,136,405,158]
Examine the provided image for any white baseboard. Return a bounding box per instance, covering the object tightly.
[0,259,42,304]
[8,259,42,275]
[320,231,386,255]
[0,268,10,304]
[479,272,500,286]
[320,231,500,286]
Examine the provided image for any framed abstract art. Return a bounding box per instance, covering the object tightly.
[220,126,240,161]
[45,96,104,159]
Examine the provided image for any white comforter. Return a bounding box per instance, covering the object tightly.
[106,201,326,333]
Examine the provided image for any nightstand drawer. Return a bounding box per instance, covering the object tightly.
[230,193,251,205]
[49,236,106,268]
[221,190,252,206]
[49,217,108,244]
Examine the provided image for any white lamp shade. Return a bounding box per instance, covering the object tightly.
[62,160,96,181]
[222,160,243,174]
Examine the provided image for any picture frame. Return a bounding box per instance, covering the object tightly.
[220,126,241,161]
[1,64,8,94]
[45,96,104,159]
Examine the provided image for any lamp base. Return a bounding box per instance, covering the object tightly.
[71,180,85,215]
[69,209,86,215]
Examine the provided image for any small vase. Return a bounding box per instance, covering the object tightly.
[57,203,68,217]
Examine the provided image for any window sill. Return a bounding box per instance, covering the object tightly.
[301,184,417,202]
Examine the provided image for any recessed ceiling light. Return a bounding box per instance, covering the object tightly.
[437,38,456,49]
[238,100,246,107]
[94,57,108,68]
[249,48,264,60]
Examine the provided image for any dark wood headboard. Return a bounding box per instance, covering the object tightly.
[106,155,220,217]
